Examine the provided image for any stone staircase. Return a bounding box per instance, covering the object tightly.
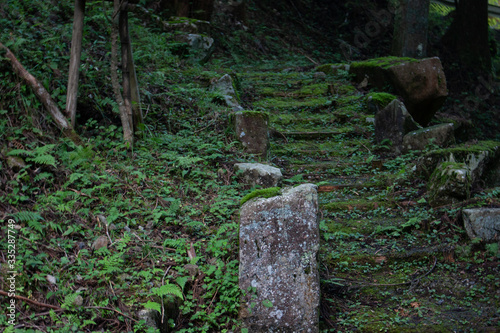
[237,67,499,331]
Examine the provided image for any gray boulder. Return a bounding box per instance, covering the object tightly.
[239,184,320,332]
[374,99,421,154]
[427,161,470,207]
[234,163,282,188]
[175,33,214,63]
[463,208,500,242]
[137,309,160,330]
[234,111,269,156]
[402,123,455,153]
[210,74,243,111]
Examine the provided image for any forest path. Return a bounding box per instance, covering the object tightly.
[238,66,499,331]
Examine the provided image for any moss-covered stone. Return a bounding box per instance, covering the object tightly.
[365,92,398,109]
[350,56,419,70]
[240,187,281,206]
[427,161,471,207]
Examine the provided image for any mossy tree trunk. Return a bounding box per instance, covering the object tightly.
[442,0,491,72]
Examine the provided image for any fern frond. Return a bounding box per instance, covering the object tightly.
[13,211,44,233]
[7,149,35,157]
[34,172,53,182]
[34,144,56,155]
[152,283,183,299]
[162,238,186,249]
[28,154,57,167]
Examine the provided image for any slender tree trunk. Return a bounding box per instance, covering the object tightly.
[125,22,143,133]
[0,43,82,145]
[66,0,86,127]
[111,0,133,146]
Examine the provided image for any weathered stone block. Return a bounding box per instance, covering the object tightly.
[402,123,455,153]
[234,163,282,188]
[234,111,269,156]
[239,184,320,332]
[210,74,243,111]
[374,99,421,154]
[463,208,500,242]
[427,162,470,207]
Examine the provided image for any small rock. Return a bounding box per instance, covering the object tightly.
[92,235,109,251]
[137,309,160,330]
[184,264,199,278]
[47,275,57,285]
[234,163,282,188]
[73,295,84,307]
[7,156,26,171]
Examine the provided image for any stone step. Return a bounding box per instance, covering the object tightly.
[270,129,361,140]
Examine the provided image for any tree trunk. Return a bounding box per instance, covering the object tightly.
[112,0,134,146]
[66,0,86,127]
[126,28,143,134]
[442,0,491,72]
[0,43,82,145]
[391,0,430,58]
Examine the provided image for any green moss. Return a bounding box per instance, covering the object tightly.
[350,56,419,70]
[366,92,397,108]
[315,63,335,74]
[295,83,328,97]
[240,187,281,206]
[253,97,329,109]
[322,199,392,212]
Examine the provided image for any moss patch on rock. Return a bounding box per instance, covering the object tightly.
[365,92,397,109]
[240,187,281,206]
[350,56,419,70]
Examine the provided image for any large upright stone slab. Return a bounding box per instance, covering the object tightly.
[374,99,421,154]
[239,184,320,332]
[234,111,269,156]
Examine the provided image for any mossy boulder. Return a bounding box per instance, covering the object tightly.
[365,92,398,112]
[350,57,448,126]
[427,161,471,207]
[416,141,500,186]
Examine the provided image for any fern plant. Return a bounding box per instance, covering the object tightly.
[12,211,44,234]
[7,144,57,167]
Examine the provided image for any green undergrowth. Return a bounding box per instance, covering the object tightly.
[1,1,500,331]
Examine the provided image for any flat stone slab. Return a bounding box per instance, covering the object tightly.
[234,163,282,188]
[239,184,320,332]
[403,123,455,153]
[463,208,500,242]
